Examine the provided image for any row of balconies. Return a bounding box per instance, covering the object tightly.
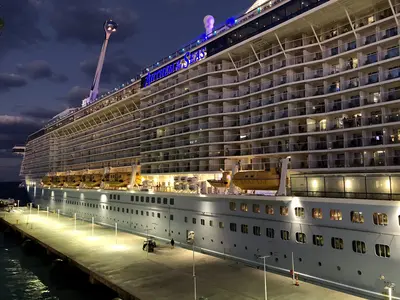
[140,106,400,145]
[146,7,398,98]
[141,68,400,123]
[140,136,400,164]
[62,148,141,166]
[140,155,400,174]
[146,50,398,107]
[145,24,399,104]
[140,128,398,154]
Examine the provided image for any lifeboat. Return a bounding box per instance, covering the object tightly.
[41,175,53,188]
[102,172,131,190]
[232,168,281,191]
[80,169,103,189]
[64,172,82,188]
[207,171,231,189]
[52,174,66,188]
[102,167,132,190]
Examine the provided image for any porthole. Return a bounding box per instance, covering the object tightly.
[318,262,322,266]
[299,258,302,262]
[337,266,341,271]
[221,241,223,244]
[234,244,237,247]
[202,237,204,240]
[275,258,279,262]
[211,239,214,242]
[284,254,287,259]
[245,246,248,250]
[358,270,362,275]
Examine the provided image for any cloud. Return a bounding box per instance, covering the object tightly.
[0,74,28,92]
[0,115,41,150]
[48,1,138,46]
[16,60,68,83]
[59,86,109,107]
[79,52,141,84]
[21,107,60,122]
[0,0,46,55]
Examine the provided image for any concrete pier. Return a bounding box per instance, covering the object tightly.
[0,208,365,300]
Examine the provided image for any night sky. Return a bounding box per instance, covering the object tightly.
[0,0,254,182]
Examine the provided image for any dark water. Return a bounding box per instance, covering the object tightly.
[0,233,118,300]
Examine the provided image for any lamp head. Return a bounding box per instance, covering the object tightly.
[104,19,118,34]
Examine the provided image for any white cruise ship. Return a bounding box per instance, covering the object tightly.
[20,0,400,298]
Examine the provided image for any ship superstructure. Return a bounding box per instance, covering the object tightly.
[20,0,400,298]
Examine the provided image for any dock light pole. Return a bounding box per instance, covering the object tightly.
[91,217,94,236]
[187,231,196,300]
[57,209,60,220]
[46,206,49,218]
[258,255,271,300]
[37,204,40,214]
[17,200,19,208]
[29,203,32,216]
[74,213,77,231]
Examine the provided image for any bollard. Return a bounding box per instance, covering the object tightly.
[295,274,300,286]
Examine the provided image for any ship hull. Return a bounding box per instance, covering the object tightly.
[27,186,399,299]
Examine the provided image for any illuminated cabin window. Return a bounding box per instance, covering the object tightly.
[330,209,342,220]
[312,208,323,219]
[373,213,388,226]
[253,226,261,236]
[280,206,288,216]
[266,228,274,238]
[281,230,290,240]
[240,203,248,212]
[351,211,364,223]
[296,233,306,244]
[229,202,236,211]
[367,15,375,24]
[313,235,324,246]
[219,222,224,229]
[295,207,305,218]
[230,223,237,232]
[331,237,344,250]
[266,205,274,215]
[241,224,249,234]
[201,219,205,225]
[253,204,260,213]
[375,244,390,258]
[352,240,366,254]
